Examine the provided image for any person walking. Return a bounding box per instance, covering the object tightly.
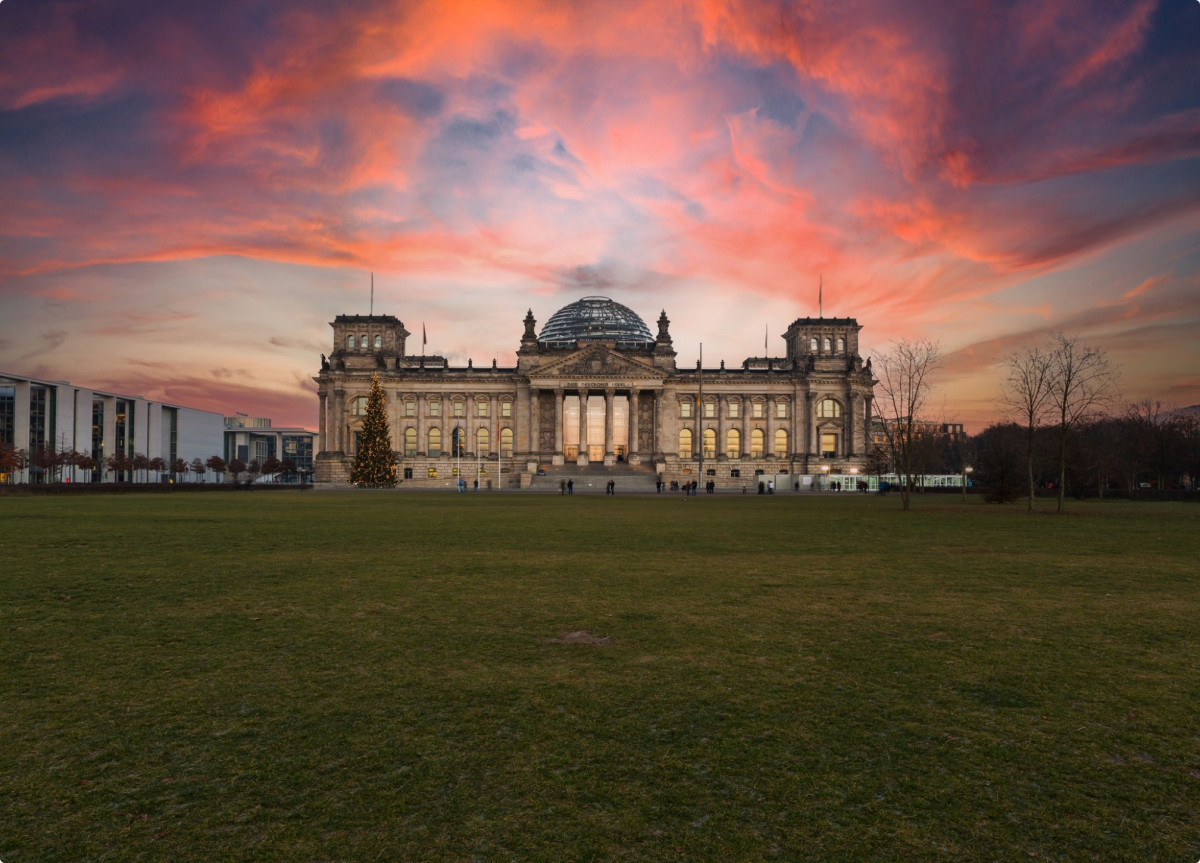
[567,479,573,495]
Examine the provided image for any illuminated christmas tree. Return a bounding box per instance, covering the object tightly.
[350,373,398,487]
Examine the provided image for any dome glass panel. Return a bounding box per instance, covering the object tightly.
[538,296,654,348]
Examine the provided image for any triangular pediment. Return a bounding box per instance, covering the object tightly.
[530,345,662,381]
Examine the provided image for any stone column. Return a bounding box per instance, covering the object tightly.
[318,391,327,453]
[845,391,856,456]
[528,386,539,457]
[604,388,615,459]
[864,394,873,454]
[332,389,345,451]
[628,389,639,458]
[553,389,564,456]
[653,390,664,457]
[578,388,589,461]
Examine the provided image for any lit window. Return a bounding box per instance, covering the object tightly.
[704,402,716,418]
[726,429,741,458]
[752,402,764,419]
[452,401,464,417]
[751,429,764,457]
[428,427,441,457]
[477,401,489,417]
[374,335,382,349]
[774,429,788,458]
[501,402,512,418]
[404,428,417,457]
[703,428,716,459]
[678,428,693,459]
[428,467,438,478]
[680,400,692,418]
[821,433,836,457]
[404,401,415,417]
[776,401,787,419]
[451,427,465,456]
[476,428,490,455]
[429,400,440,417]
[817,399,841,418]
[728,401,740,419]
[351,396,369,416]
[500,428,513,457]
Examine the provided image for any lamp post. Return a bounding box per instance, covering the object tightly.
[962,465,973,502]
[821,463,830,492]
[850,466,859,494]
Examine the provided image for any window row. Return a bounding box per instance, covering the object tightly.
[677,428,790,459]
[400,427,514,458]
[350,396,513,418]
[679,397,845,419]
[346,334,384,349]
[809,336,846,353]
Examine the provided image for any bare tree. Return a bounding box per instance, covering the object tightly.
[1047,332,1118,513]
[872,338,943,511]
[1001,344,1056,512]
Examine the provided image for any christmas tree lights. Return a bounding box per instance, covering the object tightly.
[350,373,399,487]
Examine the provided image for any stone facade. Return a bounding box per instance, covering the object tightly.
[313,299,877,488]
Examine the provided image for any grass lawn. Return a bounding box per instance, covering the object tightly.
[2,491,1198,861]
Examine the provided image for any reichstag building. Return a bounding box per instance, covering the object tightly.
[313,296,877,489]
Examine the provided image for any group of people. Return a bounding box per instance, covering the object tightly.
[559,479,574,495]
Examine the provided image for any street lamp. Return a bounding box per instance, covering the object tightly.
[821,463,830,492]
[962,465,973,502]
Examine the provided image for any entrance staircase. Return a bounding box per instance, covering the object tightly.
[529,461,658,493]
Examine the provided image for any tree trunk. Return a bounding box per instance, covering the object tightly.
[1026,427,1036,513]
[1057,425,1067,514]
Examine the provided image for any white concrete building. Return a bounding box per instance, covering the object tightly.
[0,372,224,483]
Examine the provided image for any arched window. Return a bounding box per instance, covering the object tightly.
[823,337,831,351]
[346,335,355,350]
[774,429,788,459]
[374,335,382,349]
[703,428,716,459]
[451,426,465,457]
[678,428,693,459]
[726,428,741,458]
[427,427,441,457]
[476,427,490,455]
[351,396,369,416]
[499,428,514,457]
[817,398,841,418]
[836,337,845,353]
[360,335,369,348]
[750,428,765,458]
[810,337,818,351]
[403,427,417,457]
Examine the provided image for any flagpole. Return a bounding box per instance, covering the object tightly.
[697,342,703,490]
[370,272,374,316]
[819,274,823,318]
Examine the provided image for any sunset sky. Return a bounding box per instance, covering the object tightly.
[2,0,1198,429]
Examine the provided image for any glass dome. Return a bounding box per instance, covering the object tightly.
[538,296,654,348]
